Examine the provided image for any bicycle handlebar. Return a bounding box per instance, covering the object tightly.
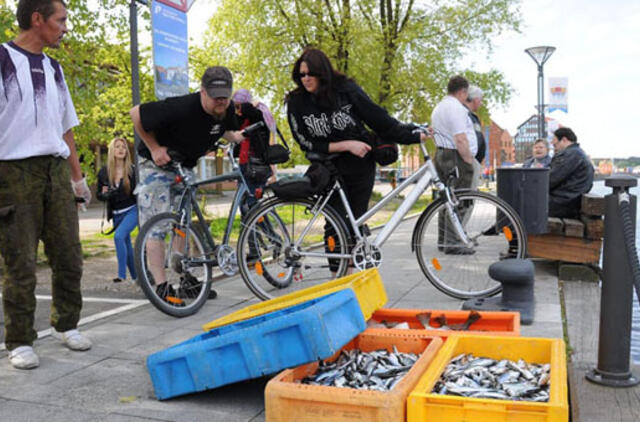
[241,121,265,138]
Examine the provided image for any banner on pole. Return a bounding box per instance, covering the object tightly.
[152,1,189,100]
[547,77,568,113]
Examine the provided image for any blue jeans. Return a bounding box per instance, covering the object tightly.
[113,206,138,280]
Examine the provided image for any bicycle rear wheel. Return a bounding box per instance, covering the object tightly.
[134,212,213,317]
[414,191,526,299]
[237,197,351,300]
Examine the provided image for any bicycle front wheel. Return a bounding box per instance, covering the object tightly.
[414,191,527,299]
[237,197,351,300]
[134,212,213,317]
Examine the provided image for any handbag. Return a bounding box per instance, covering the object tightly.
[100,202,119,235]
[368,132,399,166]
[263,128,291,165]
[245,157,272,182]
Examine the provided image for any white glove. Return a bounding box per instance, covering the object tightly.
[71,177,92,209]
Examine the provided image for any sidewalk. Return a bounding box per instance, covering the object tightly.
[0,216,564,421]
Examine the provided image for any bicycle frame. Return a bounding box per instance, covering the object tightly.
[171,144,252,261]
[294,142,473,259]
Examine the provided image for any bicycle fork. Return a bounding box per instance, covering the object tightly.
[443,188,475,248]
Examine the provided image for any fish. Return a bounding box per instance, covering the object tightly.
[432,353,551,403]
[416,312,432,329]
[301,347,419,391]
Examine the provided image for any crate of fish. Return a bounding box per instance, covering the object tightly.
[265,330,443,422]
[367,309,520,338]
[203,268,386,331]
[148,289,366,400]
[407,335,568,422]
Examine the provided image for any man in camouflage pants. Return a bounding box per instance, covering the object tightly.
[0,0,93,369]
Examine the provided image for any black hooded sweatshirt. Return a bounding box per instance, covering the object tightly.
[286,80,420,175]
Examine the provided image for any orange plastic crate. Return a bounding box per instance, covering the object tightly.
[265,330,443,422]
[367,309,520,338]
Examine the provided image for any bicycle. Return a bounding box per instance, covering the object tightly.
[236,125,527,300]
[134,122,283,317]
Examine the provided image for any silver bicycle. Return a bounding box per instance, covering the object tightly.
[236,129,526,300]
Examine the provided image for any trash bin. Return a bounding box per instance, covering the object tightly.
[497,167,549,234]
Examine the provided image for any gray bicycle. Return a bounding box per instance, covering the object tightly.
[236,126,526,300]
[134,123,285,316]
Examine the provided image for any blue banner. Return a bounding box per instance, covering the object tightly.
[152,1,189,100]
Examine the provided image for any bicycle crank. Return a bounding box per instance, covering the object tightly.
[352,241,382,271]
[216,245,238,276]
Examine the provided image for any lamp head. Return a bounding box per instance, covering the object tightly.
[525,46,556,66]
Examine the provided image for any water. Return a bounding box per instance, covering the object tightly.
[589,180,640,363]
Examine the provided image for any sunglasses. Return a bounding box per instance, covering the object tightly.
[298,72,318,79]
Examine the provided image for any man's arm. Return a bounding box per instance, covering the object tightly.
[130,105,170,166]
[549,151,579,190]
[63,129,92,206]
[63,129,83,181]
[453,133,474,164]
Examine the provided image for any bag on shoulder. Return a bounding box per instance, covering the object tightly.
[263,128,291,165]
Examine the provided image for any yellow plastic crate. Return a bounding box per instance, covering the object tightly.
[203,268,387,331]
[407,335,568,422]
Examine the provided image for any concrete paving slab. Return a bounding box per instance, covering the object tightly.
[0,398,103,422]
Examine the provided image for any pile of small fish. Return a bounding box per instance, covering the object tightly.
[432,353,551,402]
[301,347,419,391]
[367,310,482,331]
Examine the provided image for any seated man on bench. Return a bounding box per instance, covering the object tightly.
[548,128,594,218]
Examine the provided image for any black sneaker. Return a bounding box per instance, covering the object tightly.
[179,273,217,300]
[156,282,185,306]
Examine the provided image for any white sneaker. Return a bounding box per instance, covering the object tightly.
[53,329,92,351]
[8,346,39,369]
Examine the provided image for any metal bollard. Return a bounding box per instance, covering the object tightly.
[586,175,639,387]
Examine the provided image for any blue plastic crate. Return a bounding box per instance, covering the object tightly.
[147,288,366,400]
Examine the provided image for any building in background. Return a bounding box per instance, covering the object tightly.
[487,120,515,168]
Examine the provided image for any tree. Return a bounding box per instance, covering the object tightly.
[193,0,521,164]
[1,0,155,181]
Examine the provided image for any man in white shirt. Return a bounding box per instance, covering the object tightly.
[431,75,478,190]
[430,75,478,254]
[0,0,92,370]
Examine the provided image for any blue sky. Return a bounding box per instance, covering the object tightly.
[187,0,640,159]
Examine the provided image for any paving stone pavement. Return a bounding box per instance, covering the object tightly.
[0,216,563,422]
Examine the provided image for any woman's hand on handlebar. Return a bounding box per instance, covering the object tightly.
[151,146,171,167]
[329,140,371,158]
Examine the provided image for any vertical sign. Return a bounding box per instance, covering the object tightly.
[152,1,189,100]
[548,77,568,113]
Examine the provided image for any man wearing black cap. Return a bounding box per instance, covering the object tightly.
[130,66,244,302]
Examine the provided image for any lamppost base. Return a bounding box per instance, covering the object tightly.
[585,368,640,388]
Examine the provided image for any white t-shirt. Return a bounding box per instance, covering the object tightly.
[0,42,79,160]
[430,95,477,156]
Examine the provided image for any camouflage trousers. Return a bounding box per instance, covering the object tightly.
[0,156,83,351]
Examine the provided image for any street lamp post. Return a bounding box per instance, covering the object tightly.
[525,46,556,140]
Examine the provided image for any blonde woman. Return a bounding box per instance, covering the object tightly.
[97,138,138,282]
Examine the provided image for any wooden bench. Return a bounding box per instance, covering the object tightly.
[527,194,604,265]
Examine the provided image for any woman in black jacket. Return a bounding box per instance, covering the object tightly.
[286,48,427,271]
[97,137,138,283]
